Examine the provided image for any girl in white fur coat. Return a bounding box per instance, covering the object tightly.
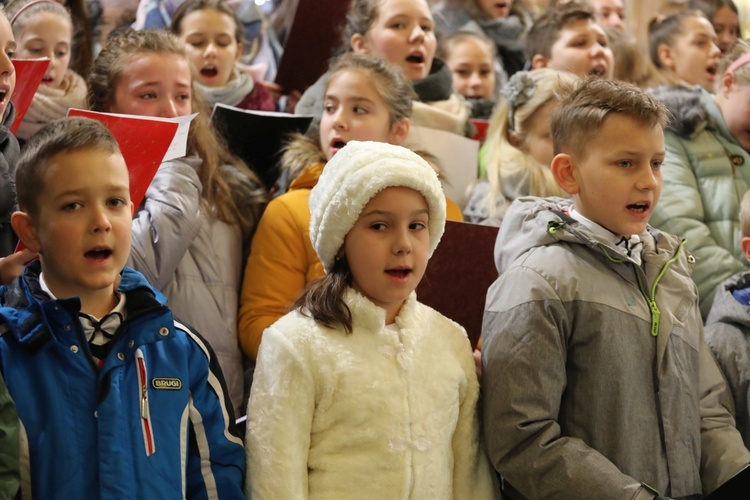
[246,141,498,500]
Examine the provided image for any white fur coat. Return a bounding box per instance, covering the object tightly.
[246,289,497,499]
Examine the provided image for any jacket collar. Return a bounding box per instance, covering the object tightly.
[344,287,419,333]
[0,262,166,353]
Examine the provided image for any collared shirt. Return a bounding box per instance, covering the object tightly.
[40,273,127,367]
[569,208,643,267]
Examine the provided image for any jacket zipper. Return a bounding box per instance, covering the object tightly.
[598,240,686,337]
[135,348,156,456]
[632,240,685,337]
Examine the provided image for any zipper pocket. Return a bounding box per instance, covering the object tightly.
[135,348,156,456]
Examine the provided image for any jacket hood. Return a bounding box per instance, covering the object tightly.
[495,197,677,274]
[494,196,575,274]
[706,272,750,329]
[649,85,713,138]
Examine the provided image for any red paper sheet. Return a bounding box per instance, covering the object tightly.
[9,58,50,134]
[67,109,179,209]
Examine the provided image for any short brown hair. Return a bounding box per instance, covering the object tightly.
[16,117,121,215]
[551,78,668,158]
[526,2,596,61]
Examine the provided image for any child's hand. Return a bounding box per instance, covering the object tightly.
[473,348,482,386]
[0,248,36,284]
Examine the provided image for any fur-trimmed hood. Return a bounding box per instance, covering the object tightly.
[648,85,713,138]
[280,133,326,184]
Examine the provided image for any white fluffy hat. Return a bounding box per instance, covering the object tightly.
[309,141,447,273]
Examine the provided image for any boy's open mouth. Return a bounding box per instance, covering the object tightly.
[201,65,218,77]
[331,139,346,149]
[627,202,649,213]
[589,65,608,77]
[85,247,113,261]
[0,89,7,104]
[494,1,508,10]
[41,75,54,83]
[707,64,718,77]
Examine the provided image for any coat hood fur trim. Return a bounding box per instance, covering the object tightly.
[281,133,327,183]
[309,141,446,273]
[648,85,711,138]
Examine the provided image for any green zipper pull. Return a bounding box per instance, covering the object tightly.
[649,300,660,337]
[547,220,565,234]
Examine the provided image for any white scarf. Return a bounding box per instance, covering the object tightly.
[194,68,255,109]
[16,70,87,141]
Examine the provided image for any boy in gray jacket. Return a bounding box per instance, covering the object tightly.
[482,78,750,499]
[705,189,750,450]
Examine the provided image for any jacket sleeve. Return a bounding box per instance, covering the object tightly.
[0,371,19,499]
[182,326,245,499]
[705,321,750,447]
[238,197,310,360]
[245,324,313,499]
[482,267,656,499]
[450,327,498,499]
[129,159,203,290]
[650,135,746,318]
[697,323,750,493]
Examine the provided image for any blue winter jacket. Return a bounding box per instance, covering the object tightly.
[0,262,245,499]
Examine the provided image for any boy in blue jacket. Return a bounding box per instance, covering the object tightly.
[0,117,245,499]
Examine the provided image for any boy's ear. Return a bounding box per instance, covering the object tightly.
[550,153,580,195]
[389,118,410,145]
[741,236,750,262]
[234,42,244,63]
[10,211,41,253]
[129,200,135,217]
[508,131,523,149]
[657,43,676,70]
[350,34,369,54]
[531,54,549,70]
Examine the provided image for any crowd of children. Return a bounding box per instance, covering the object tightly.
[0,0,748,498]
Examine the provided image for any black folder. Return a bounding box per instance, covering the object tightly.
[211,104,313,189]
[704,464,750,499]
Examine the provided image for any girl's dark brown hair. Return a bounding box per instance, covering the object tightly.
[341,0,380,52]
[88,29,266,242]
[169,0,246,45]
[292,258,354,333]
[648,10,708,69]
